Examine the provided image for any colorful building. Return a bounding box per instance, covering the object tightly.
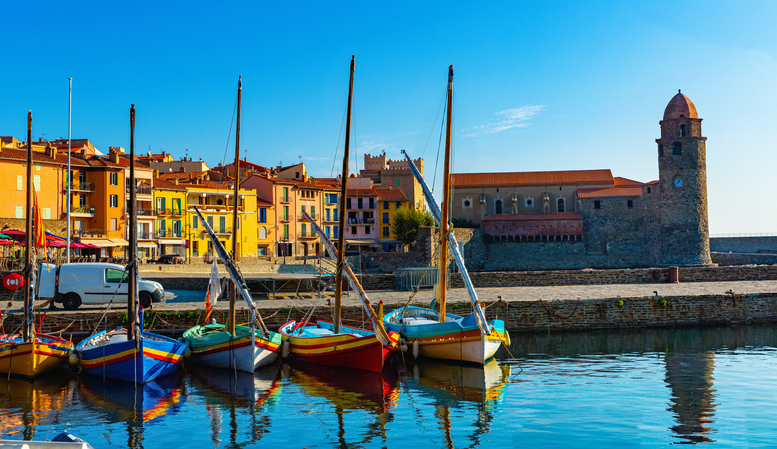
[181,180,258,261]
[344,182,379,254]
[256,196,274,257]
[152,177,188,259]
[375,187,408,252]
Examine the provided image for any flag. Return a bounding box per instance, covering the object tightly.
[33,191,49,271]
[204,258,222,322]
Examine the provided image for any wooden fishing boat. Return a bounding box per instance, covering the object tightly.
[0,111,74,379]
[75,104,187,383]
[182,77,281,373]
[0,334,74,378]
[383,66,510,365]
[279,57,399,373]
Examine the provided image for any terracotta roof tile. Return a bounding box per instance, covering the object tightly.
[663,92,698,121]
[452,169,614,188]
[577,187,643,198]
[0,148,91,167]
[346,187,377,197]
[375,187,408,202]
[613,177,643,186]
[152,177,187,191]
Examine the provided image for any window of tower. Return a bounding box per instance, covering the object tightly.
[627,200,633,208]
[679,124,686,137]
[673,142,682,155]
[658,144,664,156]
[594,200,601,210]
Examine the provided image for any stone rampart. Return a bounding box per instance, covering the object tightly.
[710,236,777,254]
[711,252,777,266]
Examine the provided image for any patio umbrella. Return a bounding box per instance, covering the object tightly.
[45,231,66,241]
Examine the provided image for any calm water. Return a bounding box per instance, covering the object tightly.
[2,326,777,448]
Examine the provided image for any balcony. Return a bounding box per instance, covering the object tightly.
[347,218,374,225]
[74,229,107,238]
[215,227,232,235]
[156,208,183,216]
[68,181,94,192]
[71,205,95,217]
[125,208,154,217]
[156,229,183,238]
[299,232,317,239]
[281,196,290,203]
[280,215,291,222]
[127,185,153,195]
[299,214,317,221]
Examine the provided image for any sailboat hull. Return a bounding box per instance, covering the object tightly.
[0,334,73,378]
[280,320,398,373]
[182,324,281,373]
[76,330,186,384]
[384,306,509,365]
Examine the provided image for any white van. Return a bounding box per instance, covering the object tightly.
[38,263,165,310]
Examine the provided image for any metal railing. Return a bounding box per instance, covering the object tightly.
[69,181,94,192]
[128,185,153,195]
[74,229,107,237]
[71,205,95,214]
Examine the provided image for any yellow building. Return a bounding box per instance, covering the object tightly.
[182,181,258,261]
[256,197,274,257]
[376,187,408,252]
[152,177,188,259]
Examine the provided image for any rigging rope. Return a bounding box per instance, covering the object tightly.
[330,100,348,178]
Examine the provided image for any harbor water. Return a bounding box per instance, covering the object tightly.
[2,325,777,447]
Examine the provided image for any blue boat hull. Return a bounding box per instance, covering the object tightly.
[76,330,187,384]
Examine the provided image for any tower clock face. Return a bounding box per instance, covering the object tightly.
[673,177,684,188]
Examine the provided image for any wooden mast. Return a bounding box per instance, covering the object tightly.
[228,75,242,337]
[334,55,355,334]
[437,65,453,323]
[128,104,138,342]
[23,111,33,343]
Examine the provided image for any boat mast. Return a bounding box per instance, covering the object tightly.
[334,55,355,334]
[437,65,454,323]
[23,111,33,343]
[128,104,138,342]
[228,75,242,337]
[66,78,72,263]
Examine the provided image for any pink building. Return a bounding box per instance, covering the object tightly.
[344,186,379,253]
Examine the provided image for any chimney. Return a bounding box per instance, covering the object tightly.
[109,148,120,163]
[174,179,178,185]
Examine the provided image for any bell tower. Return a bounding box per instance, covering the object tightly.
[655,90,712,266]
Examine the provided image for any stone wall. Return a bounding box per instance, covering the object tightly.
[450,264,777,288]
[430,292,777,332]
[710,236,777,254]
[0,218,68,235]
[711,252,777,266]
[5,291,777,337]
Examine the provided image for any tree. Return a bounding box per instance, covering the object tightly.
[392,207,435,248]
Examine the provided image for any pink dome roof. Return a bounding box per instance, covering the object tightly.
[663,90,698,121]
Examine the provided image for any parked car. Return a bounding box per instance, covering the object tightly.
[38,263,165,310]
[155,255,184,264]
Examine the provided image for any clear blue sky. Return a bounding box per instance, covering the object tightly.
[2,1,775,234]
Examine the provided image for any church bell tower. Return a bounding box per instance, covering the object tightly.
[655,90,712,266]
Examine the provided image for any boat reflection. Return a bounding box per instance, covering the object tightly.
[403,359,509,448]
[0,373,74,440]
[188,365,281,447]
[285,362,400,445]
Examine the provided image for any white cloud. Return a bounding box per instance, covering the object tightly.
[463,105,546,137]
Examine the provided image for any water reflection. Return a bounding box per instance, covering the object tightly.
[507,326,774,445]
[0,371,74,440]
[284,362,399,446]
[188,365,281,447]
[404,359,509,448]
[665,353,716,444]
[79,373,186,448]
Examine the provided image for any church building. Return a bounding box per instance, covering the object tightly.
[451,91,712,269]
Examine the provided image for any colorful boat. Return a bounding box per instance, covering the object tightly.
[0,334,73,379]
[384,66,510,365]
[279,57,399,372]
[181,78,280,373]
[182,322,281,373]
[76,328,186,383]
[0,111,74,379]
[75,104,187,384]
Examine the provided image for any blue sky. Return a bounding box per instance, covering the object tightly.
[2,1,775,234]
